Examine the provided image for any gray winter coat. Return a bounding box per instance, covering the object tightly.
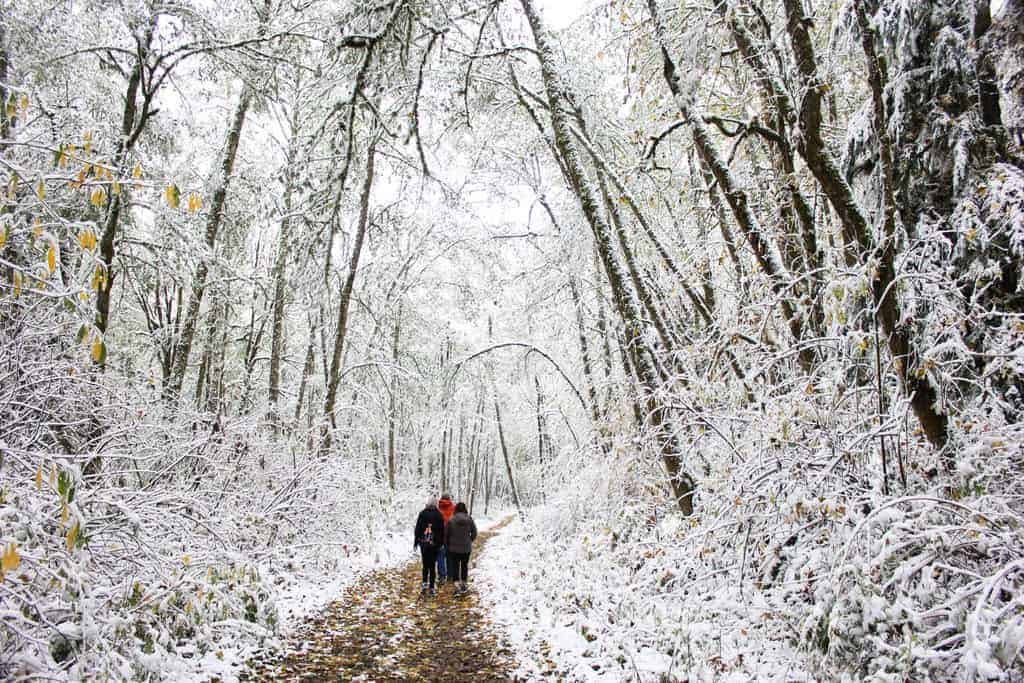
[445,511,477,554]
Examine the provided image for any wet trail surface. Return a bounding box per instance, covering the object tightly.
[244,517,517,682]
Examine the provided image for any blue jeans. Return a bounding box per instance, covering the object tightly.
[437,544,448,579]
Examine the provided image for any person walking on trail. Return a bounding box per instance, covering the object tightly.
[444,502,477,595]
[436,493,456,585]
[414,496,445,596]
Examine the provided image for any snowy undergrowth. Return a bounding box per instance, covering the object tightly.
[0,324,428,681]
[479,413,1024,681]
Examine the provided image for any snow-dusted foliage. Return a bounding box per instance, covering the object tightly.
[473,0,1024,680]
[0,305,412,679]
[483,397,1024,680]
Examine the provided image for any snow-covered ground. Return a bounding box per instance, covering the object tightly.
[477,511,810,682]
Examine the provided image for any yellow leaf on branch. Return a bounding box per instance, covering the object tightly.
[46,242,57,273]
[111,180,121,195]
[70,167,87,190]
[61,502,69,524]
[0,225,7,249]
[90,266,104,291]
[35,465,42,490]
[187,192,201,212]
[90,188,106,207]
[66,521,79,552]
[133,163,142,179]
[1,543,20,575]
[77,228,96,252]
[12,270,23,297]
[36,178,45,200]
[90,337,105,363]
[165,184,180,209]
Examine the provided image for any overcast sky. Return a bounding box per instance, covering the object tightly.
[538,0,596,30]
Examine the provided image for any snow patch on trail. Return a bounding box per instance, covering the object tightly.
[268,528,411,637]
[169,528,412,683]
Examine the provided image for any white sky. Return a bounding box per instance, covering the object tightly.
[538,0,597,30]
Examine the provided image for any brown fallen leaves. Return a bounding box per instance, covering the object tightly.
[244,518,517,682]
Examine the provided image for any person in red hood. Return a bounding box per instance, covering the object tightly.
[436,493,455,585]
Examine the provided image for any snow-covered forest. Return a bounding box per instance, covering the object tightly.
[1,0,1023,679]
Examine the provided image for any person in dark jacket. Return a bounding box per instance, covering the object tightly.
[444,502,477,595]
[413,496,445,596]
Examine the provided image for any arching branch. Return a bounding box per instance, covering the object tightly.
[450,342,587,413]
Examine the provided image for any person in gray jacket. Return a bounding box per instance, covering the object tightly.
[444,502,477,595]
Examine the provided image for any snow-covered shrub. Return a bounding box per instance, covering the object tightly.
[0,304,404,679]
[482,367,1024,681]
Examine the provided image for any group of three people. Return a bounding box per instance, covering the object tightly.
[414,493,477,596]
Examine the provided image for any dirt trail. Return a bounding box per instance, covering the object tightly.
[244,517,517,682]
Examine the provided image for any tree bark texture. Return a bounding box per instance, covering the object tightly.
[520,0,696,515]
[322,135,378,449]
[168,88,253,398]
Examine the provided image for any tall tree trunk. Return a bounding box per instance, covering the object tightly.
[519,0,696,515]
[293,312,318,426]
[700,160,748,302]
[94,20,157,352]
[321,135,378,449]
[494,398,522,516]
[268,108,302,432]
[386,313,400,489]
[440,420,449,494]
[717,0,823,309]
[207,297,231,415]
[646,0,812,374]
[777,0,871,267]
[457,412,465,499]
[568,277,604,429]
[193,317,214,410]
[0,20,12,143]
[535,376,550,466]
[853,0,949,450]
[169,88,254,398]
[483,447,491,516]
[616,329,646,429]
[594,256,615,408]
[595,170,677,381]
[468,450,479,515]
[578,129,754,400]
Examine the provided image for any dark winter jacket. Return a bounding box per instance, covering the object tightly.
[444,511,477,555]
[414,506,445,550]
